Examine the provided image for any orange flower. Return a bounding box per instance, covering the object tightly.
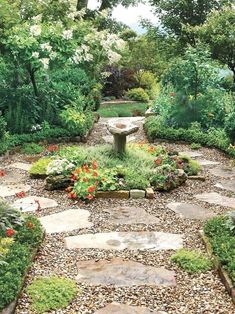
[68,192,77,199]
[87,186,96,193]
[65,186,73,192]
[101,177,105,182]
[26,221,35,229]
[6,228,15,237]
[71,174,78,181]
[86,194,93,200]
[92,161,97,170]
[0,169,5,177]
[154,159,162,166]
[93,171,98,177]
[83,178,88,182]
[15,191,26,198]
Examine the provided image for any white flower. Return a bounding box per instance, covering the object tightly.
[77,8,86,19]
[49,51,57,59]
[30,25,41,37]
[32,14,42,23]
[40,58,49,70]
[62,29,73,40]
[107,51,121,64]
[72,54,82,64]
[47,159,75,175]
[40,42,52,52]
[83,53,93,62]
[101,71,111,78]
[32,52,39,58]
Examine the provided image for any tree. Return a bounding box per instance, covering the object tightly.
[193,7,235,76]
[149,0,232,44]
[77,0,140,11]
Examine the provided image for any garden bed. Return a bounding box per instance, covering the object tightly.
[0,202,44,313]
[201,216,235,304]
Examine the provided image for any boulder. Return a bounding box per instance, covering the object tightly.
[45,175,71,191]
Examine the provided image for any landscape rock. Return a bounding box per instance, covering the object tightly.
[194,192,235,209]
[95,302,162,314]
[13,196,58,212]
[96,190,129,199]
[45,175,71,190]
[130,189,146,199]
[215,180,235,193]
[209,166,235,178]
[167,202,214,220]
[0,184,31,197]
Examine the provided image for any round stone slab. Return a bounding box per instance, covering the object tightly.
[167,202,214,220]
[209,166,235,178]
[9,162,32,172]
[104,206,160,225]
[13,196,58,212]
[215,180,235,193]
[39,209,93,234]
[194,192,235,209]
[76,258,176,286]
[179,151,202,158]
[65,231,183,251]
[0,184,31,197]
[95,303,164,314]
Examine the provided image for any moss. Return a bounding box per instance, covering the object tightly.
[29,157,52,178]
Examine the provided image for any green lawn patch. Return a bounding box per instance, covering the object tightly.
[98,102,148,117]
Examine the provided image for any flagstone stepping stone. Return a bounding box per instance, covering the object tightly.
[166,202,214,220]
[196,159,220,166]
[76,258,176,286]
[194,192,235,209]
[215,180,235,193]
[209,166,235,178]
[0,184,31,197]
[179,151,203,158]
[65,231,183,250]
[39,209,93,234]
[0,170,25,184]
[13,196,58,212]
[103,206,160,225]
[9,162,32,172]
[95,302,164,314]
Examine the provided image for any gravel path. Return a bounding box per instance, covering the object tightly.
[1,117,235,313]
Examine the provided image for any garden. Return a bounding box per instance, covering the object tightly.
[0,0,235,313]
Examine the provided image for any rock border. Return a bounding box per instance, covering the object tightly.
[96,188,154,199]
[0,231,45,314]
[200,230,235,304]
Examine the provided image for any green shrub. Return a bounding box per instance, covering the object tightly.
[16,216,44,248]
[225,111,235,143]
[180,156,201,176]
[190,143,201,150]
[0,116,6,140]
[126,88,149,102]
[21,143,44,155]
[29,158,52,177]
[27,276,78,313]
[171,249,212,273]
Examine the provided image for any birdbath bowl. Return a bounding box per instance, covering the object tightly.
[108,122,139,154]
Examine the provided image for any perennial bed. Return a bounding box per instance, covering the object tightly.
[29,143,201,201]
[0,201,44,313]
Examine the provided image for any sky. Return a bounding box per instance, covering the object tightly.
[88,1,159,33]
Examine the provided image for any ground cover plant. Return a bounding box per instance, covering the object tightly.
[31,143,200,201]
[171,249,212,273]
[98,102,148,117]
[204,214,235,285]
[27,276,78,313]
[0,201,43,310]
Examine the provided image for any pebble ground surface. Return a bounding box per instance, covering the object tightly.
[1,117,235,313]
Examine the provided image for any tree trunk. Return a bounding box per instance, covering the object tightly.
[99,0,112,11]
[76,0,89,11]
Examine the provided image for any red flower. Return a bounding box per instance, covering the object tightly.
[87,186,96,193]
[48,145,59,152]
[93,171,98,177]
[0,169,5,177]
[86,194,93,200]
[154,159,162,166]
[15,191,26,198]
[6,228,15,237]
[68,192,77,199]
[92,161,97,170]
[71,174,78,181]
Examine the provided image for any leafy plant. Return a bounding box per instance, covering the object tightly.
[29,158,52,177]
[21,143,44,155]
[16,216,44,248]
[0,201,24,232]
[190,143,201,150]
[126,88,150,102]
[171,249,212,273]
[27,276,78,313]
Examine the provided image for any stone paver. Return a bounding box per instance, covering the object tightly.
[13,196,58,212]
[194,192,235,209]
[167,202,214,220]
[76,258,176,286]
[9,162,32,172]
[0,170,25,184]
[209,166,235,178]
[104,206,159,225]
[39,209,93,234]
[196,159,220,166]
[95,302,164,314]
[0,184,31,197]
[179,151,203,158]
[130,190,146,199]
[65,231,183,250]
[215,180,235,193]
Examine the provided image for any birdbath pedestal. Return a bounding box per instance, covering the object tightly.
[108,122,139,154]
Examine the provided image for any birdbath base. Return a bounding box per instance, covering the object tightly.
[108,122,139,154]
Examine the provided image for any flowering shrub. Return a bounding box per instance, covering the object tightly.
[69,161,117,201]
[47,159,76,176]
[47,144,60,154]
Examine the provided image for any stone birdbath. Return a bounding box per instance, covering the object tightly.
[108,121,139,154]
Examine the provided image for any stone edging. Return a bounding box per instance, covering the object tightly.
[200,230,235,304]
[0,231,46,314]
[96,188,154,200]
